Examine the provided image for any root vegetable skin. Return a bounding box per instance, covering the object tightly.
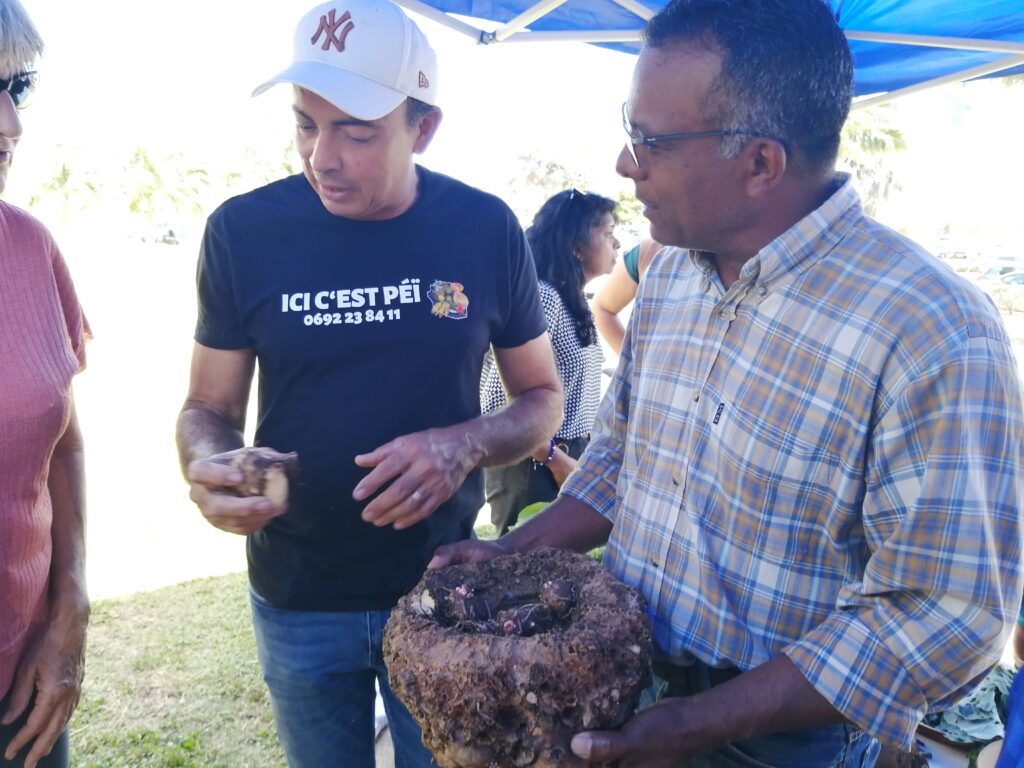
[211,447,299,506]
[384,548,653,768]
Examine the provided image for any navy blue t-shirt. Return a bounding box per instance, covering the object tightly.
[195,167,546,611]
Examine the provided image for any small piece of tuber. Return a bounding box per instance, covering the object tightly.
[213,447,299,506]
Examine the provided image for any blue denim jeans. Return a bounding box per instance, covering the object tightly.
[249,587,436,768]
[641,662,880,768]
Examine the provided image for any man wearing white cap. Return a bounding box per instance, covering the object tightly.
[175,1,563,765]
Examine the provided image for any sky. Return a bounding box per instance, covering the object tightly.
[13,0,1024,254]
[16,0,637,205]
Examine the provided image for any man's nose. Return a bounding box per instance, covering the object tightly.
[310,132,342,173]
[0,91,24,141]
[615,144,642,181]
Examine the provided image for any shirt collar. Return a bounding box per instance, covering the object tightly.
[689,173,863,291]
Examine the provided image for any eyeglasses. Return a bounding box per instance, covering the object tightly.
[621,102,783,168]
[0,71,38,110]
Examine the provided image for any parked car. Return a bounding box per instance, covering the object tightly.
[1000,271,1024,286]
[976,265,1021,285]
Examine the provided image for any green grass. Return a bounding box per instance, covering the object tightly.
[69,516,601,766]
[70,572,283,768]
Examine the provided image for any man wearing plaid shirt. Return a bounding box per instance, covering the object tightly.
[432,0,1024,765]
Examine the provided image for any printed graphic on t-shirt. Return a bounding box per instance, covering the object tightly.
[428,280,469,319]
[279,278,422,328]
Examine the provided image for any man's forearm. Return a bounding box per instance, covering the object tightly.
[175,404,246,475]
[500,494,613,554]
[461,384,563,469]
[666,655,846,756]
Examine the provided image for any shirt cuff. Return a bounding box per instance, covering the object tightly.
[784,611,925,748]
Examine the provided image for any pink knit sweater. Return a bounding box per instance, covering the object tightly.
[0,202,87,700]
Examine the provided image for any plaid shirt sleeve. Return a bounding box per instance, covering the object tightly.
[559,308,636,519]
[786,331,1024,747]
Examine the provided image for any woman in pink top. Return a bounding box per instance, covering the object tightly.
[0,3,89,767]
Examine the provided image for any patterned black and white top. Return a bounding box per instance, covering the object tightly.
[480,280,604,440]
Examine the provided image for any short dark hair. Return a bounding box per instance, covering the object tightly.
[527,189,616,347]
[405,97,437,127]
[645,0,853,175]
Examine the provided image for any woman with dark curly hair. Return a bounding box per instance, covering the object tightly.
[481,189,619,534]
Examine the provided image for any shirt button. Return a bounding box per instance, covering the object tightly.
[758,283,768,297]
[719,306,736,321]
[671,476,680,485]
[692,391,700,402]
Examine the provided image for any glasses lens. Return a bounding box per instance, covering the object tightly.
[621,102,640,168]
[624,140,639,167]
[9,72,37,109]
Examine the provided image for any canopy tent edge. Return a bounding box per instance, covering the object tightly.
[394,0,1024,104]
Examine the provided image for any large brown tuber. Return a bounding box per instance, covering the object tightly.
[384,548,652,768]
[212,447,299,506]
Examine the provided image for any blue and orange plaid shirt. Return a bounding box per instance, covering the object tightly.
[562,176,1024,748]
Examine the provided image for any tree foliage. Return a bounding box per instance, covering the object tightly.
[507,153,589,224]
[125,148,210,219]
[838,106,906,217]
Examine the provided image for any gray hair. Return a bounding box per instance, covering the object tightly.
[645,0,853,176]
[0,0,43,76]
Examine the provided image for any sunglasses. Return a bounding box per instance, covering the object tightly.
[555,187,586,214]
[1,71,38,110]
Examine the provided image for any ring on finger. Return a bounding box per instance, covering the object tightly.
[411,490,424,503]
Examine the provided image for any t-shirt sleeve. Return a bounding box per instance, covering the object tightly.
[49,237,89,373]
[194,213,252,350]
[622,244,641,284]
[491,217,547,349]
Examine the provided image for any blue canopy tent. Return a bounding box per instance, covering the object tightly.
[394,0,1024,108]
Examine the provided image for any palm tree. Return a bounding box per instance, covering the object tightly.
[27,153,101,227]
[124,148,210,221]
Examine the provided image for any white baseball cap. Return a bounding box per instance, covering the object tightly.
[252,0,438,121]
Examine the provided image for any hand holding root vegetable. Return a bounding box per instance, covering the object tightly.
[187,447,299,535]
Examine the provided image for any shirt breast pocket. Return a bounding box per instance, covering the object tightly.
[697,393,844,564]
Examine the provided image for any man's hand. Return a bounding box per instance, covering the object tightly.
[186,448,287,535]
[427,538,510,570]
[2,602,88,768]
[570,697,691,767]
[353,426,484,530]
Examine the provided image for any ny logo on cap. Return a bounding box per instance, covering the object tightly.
[311,9,355,52]
[418,71,430,89]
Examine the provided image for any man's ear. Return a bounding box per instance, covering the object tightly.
[744,138,787,199]
[412,107,443,154]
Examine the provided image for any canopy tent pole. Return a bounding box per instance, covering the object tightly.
[502,29,642,42]
[845,30,1024,55]
[854,52,1024,109]
[489,0,571,42]
[393,0,489,41]
[608,0,656,22]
